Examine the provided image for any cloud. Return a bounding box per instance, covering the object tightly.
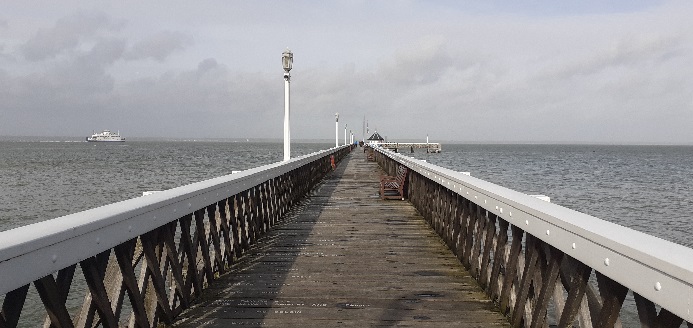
[2,2,693,143]
[0,45,9,61]
[26,37,126,96]
[69,37,127,70]
[124,31,193,62]
[106,57,284,138]
[20,11,122,61]
[0,19,8,59]
[287,4,693,143]
[1,36,127,136]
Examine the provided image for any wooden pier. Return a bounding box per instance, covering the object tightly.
[378,142,442,153]
[172,153,507,327]
[4,145,689,327]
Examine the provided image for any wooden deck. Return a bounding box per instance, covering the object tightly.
[173,152,509,327]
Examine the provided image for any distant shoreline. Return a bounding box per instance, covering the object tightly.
[1,136,692,146]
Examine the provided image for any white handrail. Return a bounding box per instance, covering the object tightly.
[0,146,349,295]
[377,147,693,323]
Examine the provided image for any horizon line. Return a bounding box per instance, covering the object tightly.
[1,135,692,146]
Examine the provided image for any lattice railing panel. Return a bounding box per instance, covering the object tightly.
[1,146,351,327]
[375,149,693,328]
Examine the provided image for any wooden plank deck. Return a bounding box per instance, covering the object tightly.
[173,152,509,327]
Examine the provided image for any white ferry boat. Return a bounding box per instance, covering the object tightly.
[86,130,125,142]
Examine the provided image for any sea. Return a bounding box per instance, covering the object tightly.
[410,143,693,249]
[0,139,334,232]
[1,139,692,325]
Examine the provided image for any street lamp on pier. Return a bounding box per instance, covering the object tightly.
[344,124,348,146]
[335,113,339,147]
[282,48,293,161]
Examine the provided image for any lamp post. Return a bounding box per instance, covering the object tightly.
[344,124,347,146]
[282,48,293,161]
[426,134,429,153]
[335,113,339,148]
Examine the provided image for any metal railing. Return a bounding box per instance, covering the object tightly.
[0,146,351,327]
[375,147,693,328]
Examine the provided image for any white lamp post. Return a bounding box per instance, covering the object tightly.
[344,124,347,146]
[282,48,293,161]
[426,134,429,153]
[335,113,339,147]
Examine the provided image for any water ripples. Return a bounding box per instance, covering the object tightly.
[412,144,693,248]
[2,142,692,247]
[0,141,331,232]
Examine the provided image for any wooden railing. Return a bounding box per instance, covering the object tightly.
[375,147,693,328]
[0,146,351,327]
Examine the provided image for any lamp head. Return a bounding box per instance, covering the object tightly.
[282,48,293,72]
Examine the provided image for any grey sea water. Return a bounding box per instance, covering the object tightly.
[0,140,333,232]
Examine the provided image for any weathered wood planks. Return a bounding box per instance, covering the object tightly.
[173,153,509,327]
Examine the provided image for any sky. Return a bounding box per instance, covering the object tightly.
[1,1,692,144]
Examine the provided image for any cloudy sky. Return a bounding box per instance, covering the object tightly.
[1,1,692,144]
